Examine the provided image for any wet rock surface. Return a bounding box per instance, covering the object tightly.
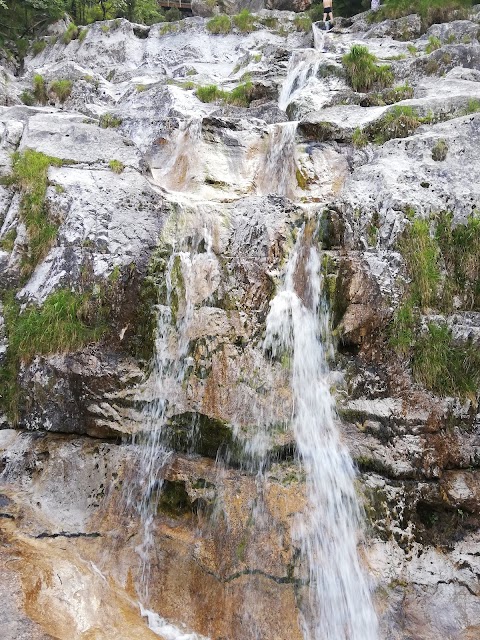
[1,6,480,640]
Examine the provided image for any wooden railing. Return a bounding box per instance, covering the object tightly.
[159,0,192,8]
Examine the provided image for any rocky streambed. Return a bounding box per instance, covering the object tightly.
[1,6,480,640]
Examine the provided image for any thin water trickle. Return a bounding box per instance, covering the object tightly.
[264,230,378,640]
[125,228,218,598]
[154,117,203,192]
[257,122,298,198]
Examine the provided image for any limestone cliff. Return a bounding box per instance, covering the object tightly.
[0,7,480,640]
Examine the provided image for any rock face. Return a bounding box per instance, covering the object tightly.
[1,6,480,640]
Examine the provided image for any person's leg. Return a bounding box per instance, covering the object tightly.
[323,11,327,20]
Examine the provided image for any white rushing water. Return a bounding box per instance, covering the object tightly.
[257,121,298,198]
[278,50,323,112]
[140,604,211,640]
[264,230,378,640]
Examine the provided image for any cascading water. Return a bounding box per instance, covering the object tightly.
[264,229,378,640]
[257,122,298,198]
[278,51,322,112]
[126,228,218,597]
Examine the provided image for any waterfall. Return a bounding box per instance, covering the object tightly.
[278,51,322,112]
[264,230,378,640]
[257,122,298,198]
[126,228,218,597]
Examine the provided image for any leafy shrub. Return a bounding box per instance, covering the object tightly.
[294,14,312,31]
[431,138,448,161]
[99,113,122,128]
[109,159,125,173]
[33,74,47,104]
[50,79,73,103]
[165,7,182,21]
[233,9,256,33]
[207,14,232,34]
[342,45,393,93]
[62,22,78,44]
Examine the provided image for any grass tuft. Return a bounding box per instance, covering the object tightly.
[233,9,256,33]
[99,113,122,128]
[62,22,78,45]
[33,74,47,104]
[342,45,393,93]
[206,14,232,34]
[109,159,125,173]
[9,150,63,276]
[50,79,73,104]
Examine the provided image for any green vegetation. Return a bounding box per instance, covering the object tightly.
[370,0,472,29]
[294,14,312,32]
[464,98,480,114]
[50,79,73,103]
[342,45,393,93]
[164,7,182,21]
[31,39,47,56]
[390,210,480,397]
[431,138,448,161]
[206,14,232,34]
[9,150,64,276]
[426,35,442,53]
[196,80,254,107]
[0,289,106,421]
[352,127,368,148]
[33,74,47,104]
[233,9,256,33]
[20,90,35,106]
[99,113,122,128]
[109,159,125,173]
[367,106,424,144]
[0,228,17,252]
[362,82,413,106]
[407,44,418,56]
[62,22,79,44]
[78,27,88,43]
[412,323,480,397]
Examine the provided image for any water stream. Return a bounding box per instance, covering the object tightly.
[264,230,378,640]
[257,121,298,197]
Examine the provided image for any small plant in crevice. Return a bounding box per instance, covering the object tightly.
[20,90,35,106]
[33,74,47,104]
[62,22,79,45]
[352,127,368,148]
[342,45,394,93]
[109,159,125,174]
[464,98,480,115]
[425,35,442,53]
[50,79,73,104]
[367,106,423,144]
[31,39,47,56]
[99,113,122,128]
[431,138,448,161]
